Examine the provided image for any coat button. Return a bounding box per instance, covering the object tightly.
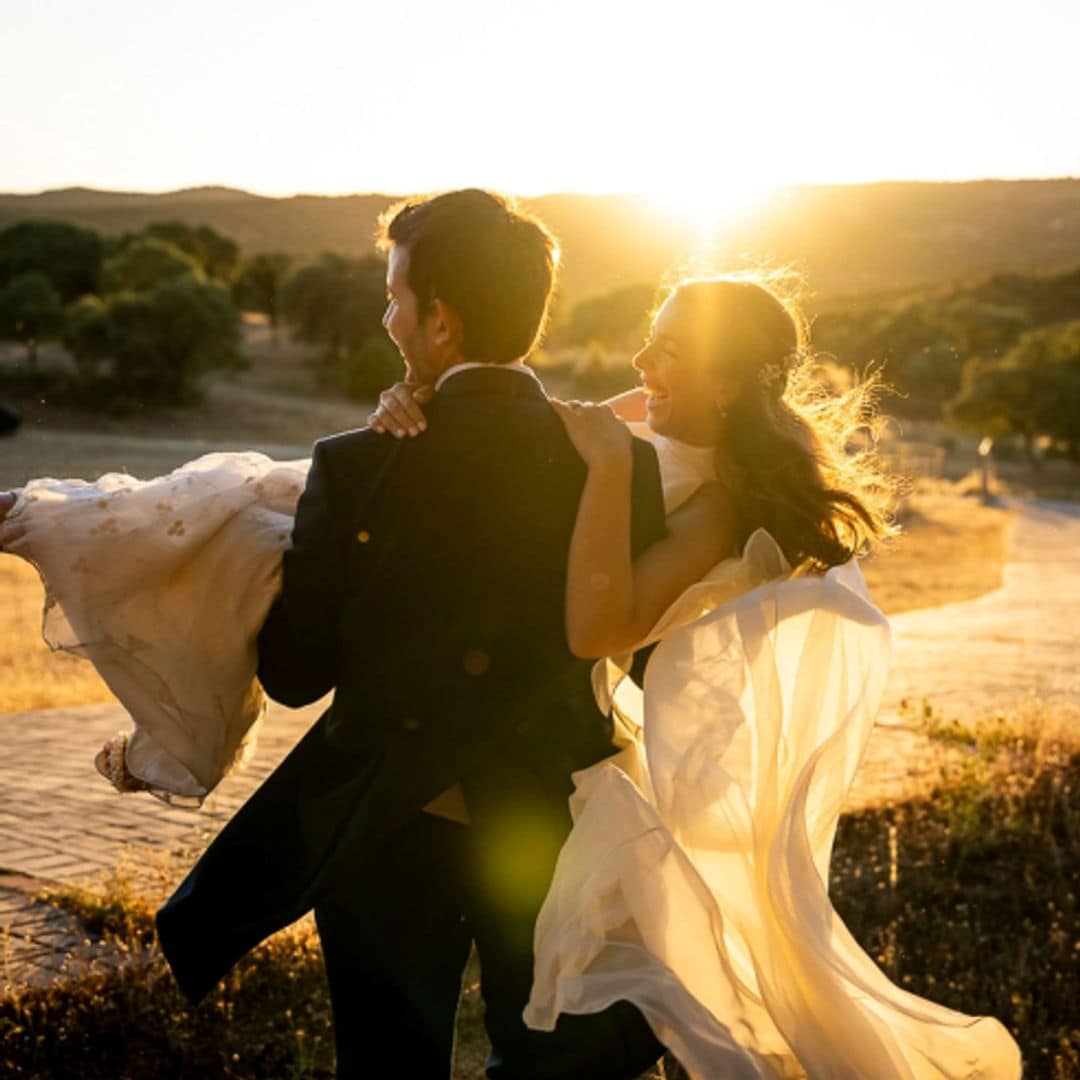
[515,720,530,735]
[463,649,490,677]
[401,716,423,733]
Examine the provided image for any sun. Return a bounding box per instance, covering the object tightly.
[642,179,777,248]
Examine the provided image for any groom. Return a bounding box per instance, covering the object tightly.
[155,189,669,1077]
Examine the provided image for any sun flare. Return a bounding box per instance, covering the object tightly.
[642,181,777,247]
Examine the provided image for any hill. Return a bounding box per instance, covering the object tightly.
[1,179,1078,307]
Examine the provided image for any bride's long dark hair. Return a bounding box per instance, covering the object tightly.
[664,274,900,572]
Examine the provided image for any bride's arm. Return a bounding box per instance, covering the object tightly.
[551,401,738,659]
[601,387,647,422]
[366,384,648,438]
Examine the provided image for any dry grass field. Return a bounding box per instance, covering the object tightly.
[860,483,1013,615]
[0,558,115,713]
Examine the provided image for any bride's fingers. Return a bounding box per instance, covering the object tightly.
[386,384,429,434]
[375,392,425,437]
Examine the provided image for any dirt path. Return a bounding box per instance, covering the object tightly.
[846,495,1080,808]
[881,495,1079,717]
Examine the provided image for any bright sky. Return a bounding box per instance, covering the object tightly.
[3,0,1077,218]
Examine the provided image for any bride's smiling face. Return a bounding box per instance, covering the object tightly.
[632,293,739,446]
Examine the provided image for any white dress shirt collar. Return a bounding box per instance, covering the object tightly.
[434,359,543,392]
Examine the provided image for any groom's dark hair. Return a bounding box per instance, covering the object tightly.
[376,188,559,365]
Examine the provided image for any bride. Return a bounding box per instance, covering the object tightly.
[0,273,1021,1077]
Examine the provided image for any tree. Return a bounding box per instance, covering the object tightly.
[139,221,241,282]
[0,220,104,302]
[100,238,204,294]
[0,271,66,364]
[231,252,295,341]
[339,335,405,401]
[64,295,110,379]
[557,283,657,349]
[280,254,386,361]
[66,276,241,408]
[947,320,1080,465]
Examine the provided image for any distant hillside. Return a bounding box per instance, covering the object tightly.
[2,179,1078,307]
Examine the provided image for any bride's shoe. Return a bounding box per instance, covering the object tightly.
[94,732,151,794]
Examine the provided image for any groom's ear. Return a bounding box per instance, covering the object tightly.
[430,296,465,351]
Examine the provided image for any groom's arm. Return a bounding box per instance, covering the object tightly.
[256,438,347,707]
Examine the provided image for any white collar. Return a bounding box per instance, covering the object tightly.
[434,359,542,392]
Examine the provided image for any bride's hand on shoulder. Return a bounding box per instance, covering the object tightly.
[366,381,434,438]
[550,399,632,469]
[0,489,25,552]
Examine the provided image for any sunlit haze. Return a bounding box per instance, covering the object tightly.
[4,0,1078,229]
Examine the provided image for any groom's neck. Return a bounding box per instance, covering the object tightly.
[423,349,476,385]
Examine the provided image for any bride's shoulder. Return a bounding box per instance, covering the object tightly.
[677,479,739,529]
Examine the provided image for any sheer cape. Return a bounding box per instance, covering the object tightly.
[524,529,1022,1077]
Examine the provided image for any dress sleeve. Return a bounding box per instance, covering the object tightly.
[256,438,348,707]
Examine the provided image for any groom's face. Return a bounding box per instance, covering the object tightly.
[383,244,451,385]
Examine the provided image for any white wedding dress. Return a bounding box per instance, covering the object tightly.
[3,426,1022,1077]
[525,423,1021,1078]
[4,452,309,805]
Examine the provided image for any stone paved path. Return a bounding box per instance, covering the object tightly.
[2,496,1077,985]
[0,697,326,884]
[0,696,325,986]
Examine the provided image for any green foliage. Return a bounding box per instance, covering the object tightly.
[556,283,657,349]
[100,237,205,294]
[65,275,241,409]
[133,221,241,282]
[232,252,295,330]
[64,294,110,377]
[964,267,1080,329]
[948,321,1080,460]
[813,266,1080,418]
[815,296,1016,413]
[0,271,66,362]
[0,219,104,302]
[333,335,404,401]
[280,253,386,361]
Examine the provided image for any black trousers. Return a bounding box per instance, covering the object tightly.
[313,811,665,1079]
